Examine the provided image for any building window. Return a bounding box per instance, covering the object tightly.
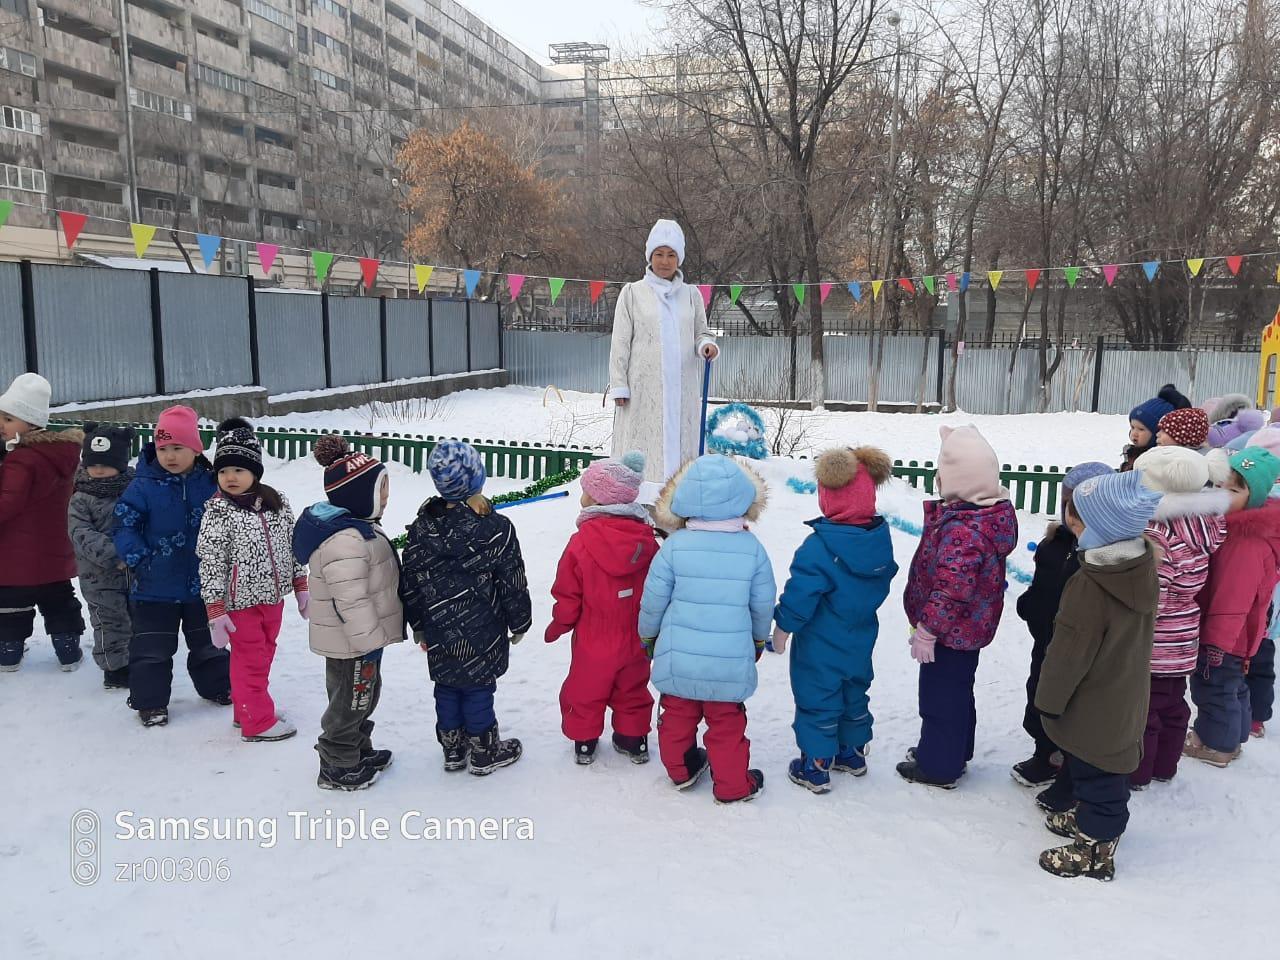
[244,0,293,29]
[312,30,348,57]
[311,67,350,94]
[297,25,309,53]
[0,46,35,77]
[314,0,346,20]
[1,161,46,193]
[1,105,40,135]
[0,0,29,16]
[196,62,251,96]
[129,88,193,120]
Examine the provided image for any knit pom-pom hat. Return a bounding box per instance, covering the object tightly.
[814,446,891,525]
[582,451,646,505]
[315,434,388,521]
[212,416,263,480]
[1130,384,1191,437]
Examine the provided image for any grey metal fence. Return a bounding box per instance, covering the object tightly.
[9,261,503,405]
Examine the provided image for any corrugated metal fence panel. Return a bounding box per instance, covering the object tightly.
[470,302,501,370]
[256,292,324,395]
[385,299,431,380]
[0,263,25,394]
[158,273,252,392]
[432,300,469,376]
[1098,350,1257,414]
[33,265,155,403]
[327,296,381,387]
[503,330,610,392]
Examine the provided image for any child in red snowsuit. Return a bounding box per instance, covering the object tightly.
[546,451,659,765]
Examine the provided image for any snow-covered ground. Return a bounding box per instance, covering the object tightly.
[255,384,1133,469]
[3,396,1274,959]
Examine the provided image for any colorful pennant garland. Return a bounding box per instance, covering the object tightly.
[730,283,744,305]
[1143,260,1160,282]
[871,279,884,301]
[548,277,566,304]
[255,242,279,277]
[818,282,833,305]
[848,281,862,302]
[898,278,916,296]
[1024,268,1040,291]
[1102,264,1119,286]
[414,264,433,293]
[312,250,335,284]
[588,279,606,304]
[507,273,527,299]
[697,284,713,309]
[1187,258,1205,277]
[130,223,157,260]
[922,276,937,295]
[463,269,482,298]
[58,210,87,250]
[196,234,221,270]
[1226,255,1243,276]
[1064,266,1081,288]
[988,270,1003,291]
[0,199,11,230]
[359,257,380,290]
[793,283,806,305]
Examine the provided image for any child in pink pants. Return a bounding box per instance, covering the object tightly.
[196,418,308,742]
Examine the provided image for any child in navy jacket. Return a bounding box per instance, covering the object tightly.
[772,447,897,793]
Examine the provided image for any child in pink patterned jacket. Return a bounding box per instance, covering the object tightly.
[898,426,1017,789]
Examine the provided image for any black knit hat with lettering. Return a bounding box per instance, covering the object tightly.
[314,434,387,521]
[212,417,263,480]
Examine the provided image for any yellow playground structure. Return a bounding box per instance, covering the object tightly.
[1260,306,1280,409]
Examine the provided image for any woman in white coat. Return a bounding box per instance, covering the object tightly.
[608,219,719,493]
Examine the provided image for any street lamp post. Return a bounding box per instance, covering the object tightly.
[392,177,411,298]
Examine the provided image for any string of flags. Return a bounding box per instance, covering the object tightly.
[4,198,1280,305]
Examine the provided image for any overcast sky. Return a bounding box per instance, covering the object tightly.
[461,0,661,64]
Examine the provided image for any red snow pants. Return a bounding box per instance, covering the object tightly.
[657,693,753,801]
[560,633,654,741]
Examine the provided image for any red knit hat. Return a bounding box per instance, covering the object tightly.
[815,446,893,525]
[1158,407,1209,449]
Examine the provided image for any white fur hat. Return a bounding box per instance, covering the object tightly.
[645,219,686,266]
[1134,445,1209,494]
[0,372,51,428]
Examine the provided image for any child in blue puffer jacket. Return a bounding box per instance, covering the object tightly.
[639,455,776,804]
[772,446,898,793]
[112,405,227,728]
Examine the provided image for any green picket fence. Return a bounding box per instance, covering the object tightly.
[51,421,1069,514]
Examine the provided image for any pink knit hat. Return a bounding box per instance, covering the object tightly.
[816,446,892,525]
[154,405,203,454]
[936,425,1007,506]
[582,451,645,505]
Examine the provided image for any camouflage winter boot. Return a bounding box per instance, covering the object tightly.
[1044,809,1078,839]
[466,724,522,776]
[436,727,469,772]
[1039,833,1119,882]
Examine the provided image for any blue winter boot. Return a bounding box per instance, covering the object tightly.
[0,639,24,672]
[788,754,833,794]
[51,634,83,672]
[833,744,869,777]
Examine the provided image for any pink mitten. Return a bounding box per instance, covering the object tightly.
[209,615,237,650]
[909,625,937,664]
[770,626,790,655]
[295,590,311,620]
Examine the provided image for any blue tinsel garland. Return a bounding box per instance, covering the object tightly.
[706,402,770,461]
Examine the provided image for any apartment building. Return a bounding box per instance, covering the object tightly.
[0,0,600,276]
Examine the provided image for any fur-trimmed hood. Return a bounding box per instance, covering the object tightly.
[1152,487,1231,522]
[1224,498,1280,539]
[3,426,84,478]
[653,454,767,531]
[12,426,83,449]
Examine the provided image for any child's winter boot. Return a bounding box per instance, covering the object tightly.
[574,738,598,765]
[1182,730,1233,768]
[1044,810,1078,839]
[51,634,83,672]
[611,732,649,764]
[1035,775,1075,813]
[467,725,522,776]
[0,638,24,672]
[832,744,868,777]
[787,754,833,793]
[242,718,297,742]
[672,746,709,790]
[715,769,765,805]
[1251,721,1266,739]
[360,748,393,772]
[1039,833,1119,882]
[1011,752,1061,788]
[437,727,468,771]
[103,665,129,690]
[318,762,379,791]
[138,707,168,727]
[895,759,958,790]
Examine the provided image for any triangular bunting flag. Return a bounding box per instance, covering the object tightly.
[463,268,482,298]
[871,279,884,301]
[960,272,971,292]
[945,273,958,292]
[1143,260,1160,282]
[0,199,13,230]
[793,283,806,305]
[548,277,566,304]
[414,264,434,293]
[819,282,833,304]
[1276,264,1280,284]
[988,270,1003,291]
[1187,257,1205,277]
[130,222,157,259]
[507,274,526,299]
[57,210,88,250]
[922,276,936,295]
[847,281,862,303]
[1226,255,1243,276]
[255,242,279,277]
[1063,266,1081,288]
[1102,264,1119,286]
[359,257,380,290]
[588,280,606,304]
[196,234,221,270]
[697,284,713,309]
[730,283,744,305]
[1025,268,1041,291]
[898,278,916,296]
[311,250,334,285]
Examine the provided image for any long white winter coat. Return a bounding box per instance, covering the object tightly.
[608,269,717,484]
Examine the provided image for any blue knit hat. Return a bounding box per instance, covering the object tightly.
[1063,461,1113,492]
[428,440,486,501]
[1129,384,1190,437]
[1073,469,1163,551]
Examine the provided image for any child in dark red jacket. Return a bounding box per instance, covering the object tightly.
[546,451,659,765]
[0,373,86,672]
[899,425,1017,789]
[1185,445,1280,767]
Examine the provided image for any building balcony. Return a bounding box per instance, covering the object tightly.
[130,58,188,99]
[54,194,130,226]
[203,170,253,207]
[0,124,43,159]
[43,0,117,34]
[42,28,119,79]
[125,4,185,51]
[254,140,298,174]
[43,85,123,134]
[136,156,182,191]
[53,139,126,183]
[0,188,49,222]
[195,37,244,75]
[218,220,257,241]
[194,82,246,117]
[251,56,292,93]
[247,15,294,56]
[200,126,249,159]
[256,183,299,213]
[198,0,245,35]
[261,224,301,246]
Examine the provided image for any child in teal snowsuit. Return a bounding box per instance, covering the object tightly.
[772,447,897,793]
